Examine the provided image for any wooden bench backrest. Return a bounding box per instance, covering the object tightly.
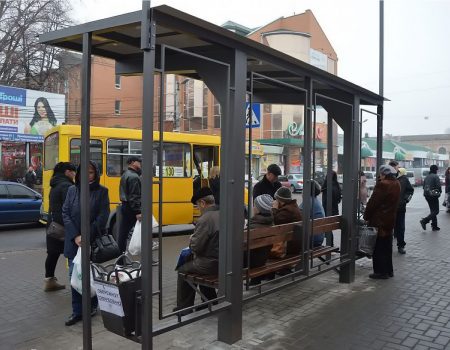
[244,215,342,250]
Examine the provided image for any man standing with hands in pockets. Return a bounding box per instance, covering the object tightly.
[118,156,142,256]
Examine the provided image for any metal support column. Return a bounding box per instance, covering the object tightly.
[302,77,313,262]
[325,114,333,246]
[377,0,384,171]
[141,1,155,349]
[339,96,360,283]
[217,49,246,344]
[80,31,92,350]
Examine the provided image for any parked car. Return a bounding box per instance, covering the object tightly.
[364,171,376,190]
[0,181,42,224]
[411,168,430,186]
[287,174,304,193]
[439,174,445,186]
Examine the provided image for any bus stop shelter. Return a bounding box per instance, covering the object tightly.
[40,2,385,349]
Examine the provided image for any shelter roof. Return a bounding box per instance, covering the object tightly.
[40,5,385,107]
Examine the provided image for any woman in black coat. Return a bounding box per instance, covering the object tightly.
[62,161,110,326]
[44,162,76,292]
[321,171,342,216]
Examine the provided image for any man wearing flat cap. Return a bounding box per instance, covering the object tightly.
[174,187,220,311]
[364,164,400,279]
[253,163,282,200]
[118,156,142,255]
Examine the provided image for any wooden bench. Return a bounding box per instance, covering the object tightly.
[178,215,342,290]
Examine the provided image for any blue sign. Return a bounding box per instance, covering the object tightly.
[0,85,27,107]
[0,125,18,133]
[0,132,43,142]
[245,103,261,128]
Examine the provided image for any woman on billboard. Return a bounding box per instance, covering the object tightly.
[25,97,57,135]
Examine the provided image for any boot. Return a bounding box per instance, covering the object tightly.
[44,277,66,292]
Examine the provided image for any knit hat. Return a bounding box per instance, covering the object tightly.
[379,164,397,176]
[398,168,407,177]
[274,186,292,202]
[191,187,213,204]
[254,194,273,214]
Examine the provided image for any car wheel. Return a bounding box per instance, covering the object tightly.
[290,185,296,193]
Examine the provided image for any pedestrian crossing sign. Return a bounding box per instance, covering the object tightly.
[245,103,261,128]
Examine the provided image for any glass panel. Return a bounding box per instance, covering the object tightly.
[44,132,59,170]
[7,184,35,199]
[70,139,103,174]
[155,143,191,178]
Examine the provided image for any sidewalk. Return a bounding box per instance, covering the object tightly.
[3,202,450,350]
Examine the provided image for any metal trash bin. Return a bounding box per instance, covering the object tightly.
[92,256,142,337]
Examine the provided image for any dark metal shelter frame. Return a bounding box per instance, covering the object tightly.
[40,2,385,349]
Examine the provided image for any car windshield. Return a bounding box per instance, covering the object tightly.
[365,173,374,179]
[293,174,303,180]
[406,172,414,177]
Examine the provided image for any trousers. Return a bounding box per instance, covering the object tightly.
[423,196,439,228]
[394,210,406,248]
[372,234,393,276]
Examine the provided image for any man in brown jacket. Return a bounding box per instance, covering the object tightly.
[364,164,401,279]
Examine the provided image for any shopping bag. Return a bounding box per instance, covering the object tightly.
[70,247,96,297]
[128,216,158,256]
[358,225,378,256]
[175,247,192,270]
[91,233,121,263]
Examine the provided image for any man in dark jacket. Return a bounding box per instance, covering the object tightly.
[420,164,442,231]
[253,164,282,199]
[24,166,36,189]
[118,156,142,254]
[174,187,219,312]
[394,168,414,254]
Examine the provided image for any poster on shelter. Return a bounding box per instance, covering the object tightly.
[0,84,65,142]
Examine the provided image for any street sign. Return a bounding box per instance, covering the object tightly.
[245,103,261,128]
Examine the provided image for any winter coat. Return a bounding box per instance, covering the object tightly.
[364,177,400,237]
[189,205,220,271]
[271,200,302,257]
[300,197,326,247]
[62,182,110,259]
[397,175,414,212]
[49,173,73,225]
[119,167,141,215]
[445,173,450,193]
[24,170,36,188]
[253,176,282,200]
[272,199,302,225]
[423,173,441,198]
[209,176,220,205]
[244,213,273,268]
[321,181,342,215]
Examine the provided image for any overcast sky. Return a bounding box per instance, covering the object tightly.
[70,0,450,136]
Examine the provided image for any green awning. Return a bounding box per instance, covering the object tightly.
[256,138,327,149]
[361,147,374,158]
[395,151,405,161]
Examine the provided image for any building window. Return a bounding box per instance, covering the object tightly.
[183,80,208,131]
[115,75,121,89]
[115,100,121,115]
[438,146,447,154]
[214,98,221,129]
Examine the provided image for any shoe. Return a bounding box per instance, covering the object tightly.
[369,273,389,280]
[65,314,82,326]
[44,277,65,292]
[420,219,426,230]
[432,227,441,231]
[398,247,406,254]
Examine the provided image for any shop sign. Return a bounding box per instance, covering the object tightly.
[0,84,65,141]
[287,122,327,141]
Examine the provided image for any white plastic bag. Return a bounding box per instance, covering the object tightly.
[128,216,158,256]
[358,225,378,256]
[70,247,96,297]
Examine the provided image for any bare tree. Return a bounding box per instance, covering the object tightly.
[0,0,73,91]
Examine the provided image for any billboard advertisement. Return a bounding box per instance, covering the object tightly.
[0,84,65,142]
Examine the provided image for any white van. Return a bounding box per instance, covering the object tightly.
[364,171,376,190]
[405,171,415,186]
[411,168,429,186]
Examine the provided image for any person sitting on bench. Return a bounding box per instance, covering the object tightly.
[174,187,219,313]
[300,180,326,248]
[244,194,274,285]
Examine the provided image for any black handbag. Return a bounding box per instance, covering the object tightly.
[91,226,121,264]
[46,220,65,241]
